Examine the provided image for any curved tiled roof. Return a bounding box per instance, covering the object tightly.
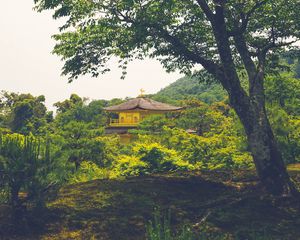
[104,97,183,111]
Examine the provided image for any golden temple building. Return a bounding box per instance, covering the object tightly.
[104,96,182,139]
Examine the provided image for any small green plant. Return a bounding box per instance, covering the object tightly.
[0,188,9,204]
[146,209,195,240]
[146,209,276,240]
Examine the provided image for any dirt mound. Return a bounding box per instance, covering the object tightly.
[1,171,300,240]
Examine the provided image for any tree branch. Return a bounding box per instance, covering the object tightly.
[262,40,298,54]
[148,23,222,76]
[196,0,215,22]
[229,0,271,36]
[113,7,223,77]
[233,32,257,80]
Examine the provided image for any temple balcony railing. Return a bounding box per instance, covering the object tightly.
[109,119,139,127]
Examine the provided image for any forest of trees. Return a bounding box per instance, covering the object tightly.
[1,60,299,212]
[1,0,300,238]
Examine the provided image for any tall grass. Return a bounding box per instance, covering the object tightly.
[146,209,194,240]
[146,209,274,240]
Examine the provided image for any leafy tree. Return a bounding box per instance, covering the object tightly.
[265,73,300,115]
[265,73,300,163]
[295,61,300,79]
[58,121,97,169]
[54,94,108,128]
[89,135,121,167]
[34,0,300,195]
[0,92,52,135]
[54,93,84,114]
[0,134,55,209]
[134,115,171,134]
[268,107,295,164]
[175,100,212,135]
[57,121,120,170]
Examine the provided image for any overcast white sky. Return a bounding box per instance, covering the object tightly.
[0,0,182,110]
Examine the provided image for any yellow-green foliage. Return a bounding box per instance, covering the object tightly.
[133,142,192,171]
[69,161,110,183]
[92,135,121,167]
[160,127,253,170]
[111,143,193,178]
[110,155,148,178]
[51,99,254,182]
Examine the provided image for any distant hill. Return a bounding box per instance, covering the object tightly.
[153,76,227,104]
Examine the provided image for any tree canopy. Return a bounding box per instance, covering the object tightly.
[33,0,300,196]
[33,0,300,81]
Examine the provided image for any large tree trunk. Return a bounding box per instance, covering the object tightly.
[228,75,298,196]
[209,4,297,197]
[241,103,296,196]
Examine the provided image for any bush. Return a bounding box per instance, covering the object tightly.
[133,143,191,172]
[111,155,148,178]
[160,127,253,170]
[0,133,57,208]
[110,143,192,178]
[136,115,170,134]
[90,135,121,167]
[69,161,110,183]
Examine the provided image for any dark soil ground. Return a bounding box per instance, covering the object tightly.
[1,165,300,240]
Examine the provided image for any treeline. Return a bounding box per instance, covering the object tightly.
[0,62,300,210]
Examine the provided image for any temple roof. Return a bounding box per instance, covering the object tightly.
[104,97,183,111]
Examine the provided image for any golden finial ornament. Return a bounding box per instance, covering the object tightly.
[139,88,145,97]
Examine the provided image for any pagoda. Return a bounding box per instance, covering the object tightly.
[104,94,182,136]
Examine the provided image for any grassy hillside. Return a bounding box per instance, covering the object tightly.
[153,76,227,104]
[1,167,300,240]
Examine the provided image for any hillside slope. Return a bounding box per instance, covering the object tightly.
[1,168,300,240]
[153,76,226,104]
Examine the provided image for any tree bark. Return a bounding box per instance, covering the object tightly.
[227,75,298,196]
[241,104,296,195]
[10,183,20,209]
[206,5,298,197]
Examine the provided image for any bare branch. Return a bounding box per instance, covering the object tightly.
[262,40,298,54]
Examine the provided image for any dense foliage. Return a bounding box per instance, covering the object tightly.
[0,62,300,208]
[33,0,300,196]
[0,134,59,208]
[154,76,226,105]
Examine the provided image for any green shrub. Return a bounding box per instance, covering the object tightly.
[111,155,148,178]
[137,115,170,134]
[69,161,110,183]
[111,143,192,178]
[0,133,57,208]
[161,127,253,170]
[134,143,190,172]
[91,135,121,167]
